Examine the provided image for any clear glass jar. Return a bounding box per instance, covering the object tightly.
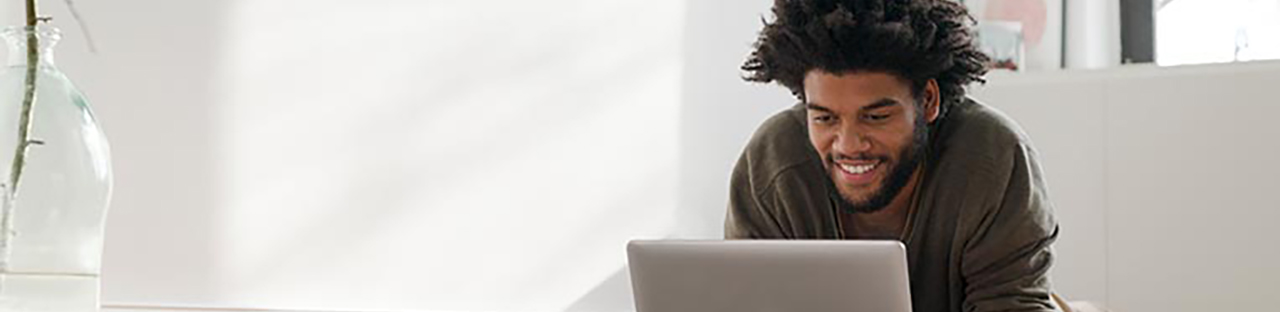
[0,25,113,312]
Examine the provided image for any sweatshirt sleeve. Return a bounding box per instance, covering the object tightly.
[959,143,1062,312]
[725,149,786,239]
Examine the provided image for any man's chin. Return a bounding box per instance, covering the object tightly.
[836,186,880,208]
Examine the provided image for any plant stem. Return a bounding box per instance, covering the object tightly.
[10,0,40,194]
[0,0,42,274]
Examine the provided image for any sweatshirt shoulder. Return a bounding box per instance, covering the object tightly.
[936,98,1034,156]
[738,103,823,192]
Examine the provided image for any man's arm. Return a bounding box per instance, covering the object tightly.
[960,143,1061,312]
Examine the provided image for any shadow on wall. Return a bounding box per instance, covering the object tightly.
[42,0,231,305]
[564,266,633,312]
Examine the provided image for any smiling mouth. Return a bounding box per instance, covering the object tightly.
[838,162,879,175]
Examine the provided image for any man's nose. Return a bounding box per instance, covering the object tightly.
[833,127,871,155]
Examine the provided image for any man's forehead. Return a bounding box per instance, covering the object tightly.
[803,72,915,109]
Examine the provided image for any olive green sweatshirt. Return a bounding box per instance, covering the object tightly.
[726,98,1061,312]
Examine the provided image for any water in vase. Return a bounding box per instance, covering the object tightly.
[0,25,113,312]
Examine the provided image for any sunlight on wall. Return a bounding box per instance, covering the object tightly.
[211,1,683,311]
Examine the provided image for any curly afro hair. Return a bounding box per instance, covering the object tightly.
[742,0,990,117]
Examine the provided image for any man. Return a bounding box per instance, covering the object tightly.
[726,1,1064,312]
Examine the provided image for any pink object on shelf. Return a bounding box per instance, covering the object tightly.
[985,0,1048,46]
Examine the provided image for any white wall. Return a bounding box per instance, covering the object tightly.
[677,0,793,240]
[976,61,1280,312]
[207,2,681,311]
[2,0,685,311]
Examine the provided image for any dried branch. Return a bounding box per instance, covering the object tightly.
[63,0,96,53]
[9,0,42,195]
[1,0,45,275]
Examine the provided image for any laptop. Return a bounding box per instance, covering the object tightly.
[627,240,912,312]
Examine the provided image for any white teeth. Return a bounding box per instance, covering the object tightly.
[839,163,877,175]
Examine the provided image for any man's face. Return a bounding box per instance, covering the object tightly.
[803,70,939,213]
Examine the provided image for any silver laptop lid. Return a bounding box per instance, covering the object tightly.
[627,240,912,312]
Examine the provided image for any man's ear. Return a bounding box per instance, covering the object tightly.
[923,79,941,123]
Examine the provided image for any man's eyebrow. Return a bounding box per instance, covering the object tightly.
[806,99,899,113]
[861,99,900,111]
[805,102,833,113]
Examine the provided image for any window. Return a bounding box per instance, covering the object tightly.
[1156,0,1280,66]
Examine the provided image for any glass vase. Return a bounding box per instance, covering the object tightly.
[0,25,113,312]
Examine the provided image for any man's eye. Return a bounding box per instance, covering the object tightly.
[864,113,891,121]
[813,115,835,124]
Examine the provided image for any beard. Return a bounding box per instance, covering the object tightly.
[828,115,930,214]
